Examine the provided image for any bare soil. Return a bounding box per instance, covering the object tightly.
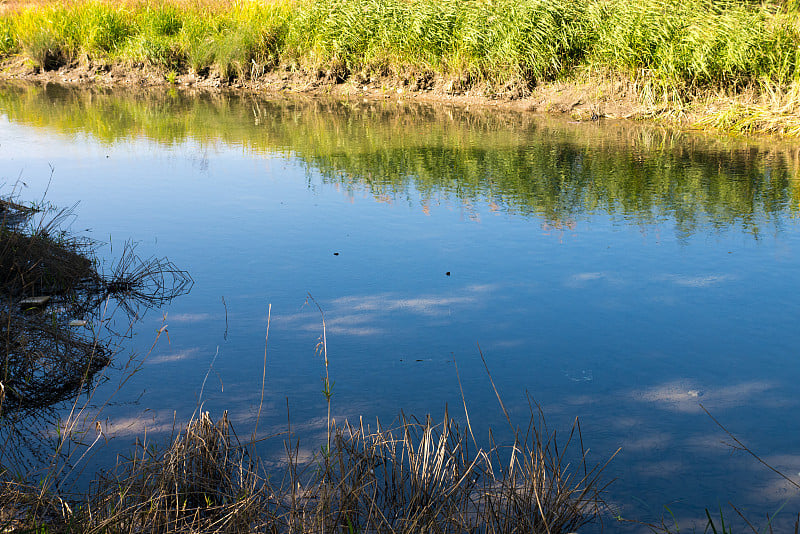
[0,56,660,125]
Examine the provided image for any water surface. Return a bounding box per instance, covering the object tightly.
[1,82,799,531]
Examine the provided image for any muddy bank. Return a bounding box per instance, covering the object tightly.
[0,56,731,130]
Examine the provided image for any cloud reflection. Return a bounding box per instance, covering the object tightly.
[632,380,773,413]
[105,410,181,438]
[657,274,735,287]
[148,347,202,364]
[168,312,216,322]
[331,285,494,315]
[275,285,496,336]
[564,271,624,288]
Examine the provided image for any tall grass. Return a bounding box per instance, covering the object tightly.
[2,0,800,94]
[590,0,800,90]
[4,407,616,533]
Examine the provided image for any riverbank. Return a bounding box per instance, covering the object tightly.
[1,0,800,136]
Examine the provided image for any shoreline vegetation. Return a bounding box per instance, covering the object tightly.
[0,0,799,136]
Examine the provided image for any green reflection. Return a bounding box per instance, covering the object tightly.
[1,81,798,238]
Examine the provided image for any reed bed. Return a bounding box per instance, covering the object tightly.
[3,407,616,533]
[3,0,799,88]
[2,0,800,135]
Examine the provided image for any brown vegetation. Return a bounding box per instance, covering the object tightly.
[4,408,616,533]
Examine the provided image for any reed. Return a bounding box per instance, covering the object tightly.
[1,0,799,95]
[3,407,615,533]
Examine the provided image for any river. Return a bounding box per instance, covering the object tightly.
[1,81,799,531]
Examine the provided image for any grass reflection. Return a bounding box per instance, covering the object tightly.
[1,81,798,237]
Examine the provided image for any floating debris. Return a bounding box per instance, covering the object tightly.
[68,320,87,327]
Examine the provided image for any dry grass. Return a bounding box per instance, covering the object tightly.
[3,406,616,533]
[0,0,243,14]
[0,196,97,298]
[690,81,800,136]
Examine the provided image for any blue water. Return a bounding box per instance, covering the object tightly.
[1,84,799,531]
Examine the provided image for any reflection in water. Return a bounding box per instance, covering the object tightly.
[2,81,800,531]
[0,197,191,472]
[632,380,773,413]
[276,285,493,336]
[0,81,798,239]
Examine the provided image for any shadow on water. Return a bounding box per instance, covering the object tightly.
[0,193,192,471]
[0,81,798,240]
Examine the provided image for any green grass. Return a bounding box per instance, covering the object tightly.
[590,0,800,89]
[1,0,799,92]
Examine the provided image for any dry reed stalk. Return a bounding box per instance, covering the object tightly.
[1,400,615,533]
[276,404,613,533]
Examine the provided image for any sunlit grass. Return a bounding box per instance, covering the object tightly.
[2,0,799,86]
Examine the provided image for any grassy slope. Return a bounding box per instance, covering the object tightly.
[2,0,800,134]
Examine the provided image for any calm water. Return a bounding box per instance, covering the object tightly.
[2,82,800,531]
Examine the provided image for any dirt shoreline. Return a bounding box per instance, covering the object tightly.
[0,56,682,125]
[4,56,800,140]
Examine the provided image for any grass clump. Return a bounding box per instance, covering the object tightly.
[0,192,191,414]
[4,407,615,533]
[12,9,68,70]
[0,17,16,56]
[0,197,96,298]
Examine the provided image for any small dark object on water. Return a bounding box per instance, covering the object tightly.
[333,252,339,256]
[591,110,599,121]
[446,271,450,276]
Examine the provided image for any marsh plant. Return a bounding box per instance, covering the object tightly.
[3,407,617,532]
